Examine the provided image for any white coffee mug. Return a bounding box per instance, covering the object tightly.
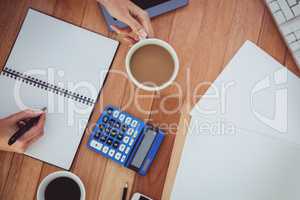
[125,38,179,91]
[37,171,86,200]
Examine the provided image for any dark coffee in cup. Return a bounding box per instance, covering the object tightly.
[44,177,81,200]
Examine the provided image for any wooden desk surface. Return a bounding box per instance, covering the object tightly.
[0,0,299,200]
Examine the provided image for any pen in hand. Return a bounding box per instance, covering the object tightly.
[8,107,47,146]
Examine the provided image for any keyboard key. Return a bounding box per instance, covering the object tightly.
[98,124,105,131]
[290,40,300,51]
[123,136,130,144]
[121,124,128,132]
[274,11,286,24]
[127,128,134,136]
[292,4,300,16]
[119,114,126,122]
[287,0,296,5]
[103,115,109,123]
[131,120,138,127]
[119,144,126,152]
[106,107,113,115]
[94,131,101,139]
[106,138,113,146]
[115,152,122,160]
[113,141,120,149]
[110,129,117,137]
[113,110,120,118]
[108,149,115,157]
[121,155,126,163]
[105,127,111,133]
[117,133,124,140]
[114,121,121,129]
[295,29,300,39]
[100,135,107,142]
[109,118,115,126]
[90,140,103,151]
[96,143,103,151]
[278,0,294,20]
[102,146,109,154]
[133,130,139,138]
[286,33,297,43]
[269,1,280,12]
[125,147,130,154]
[125,117,132,125]
[129,138,134,146]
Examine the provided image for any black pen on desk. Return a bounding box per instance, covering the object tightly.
[8,107,47,146]
[122,183,128,200]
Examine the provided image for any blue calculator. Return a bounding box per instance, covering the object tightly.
[87,105,165,176]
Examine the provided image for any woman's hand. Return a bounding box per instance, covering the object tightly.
[0,109,46,153]
[98,0,154,44]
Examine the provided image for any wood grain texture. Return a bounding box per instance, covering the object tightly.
[0,0,298,200]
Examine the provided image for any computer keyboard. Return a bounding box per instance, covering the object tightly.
[266,0,300,24]
[265,0,300,68]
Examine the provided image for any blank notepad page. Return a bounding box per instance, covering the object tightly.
[0,9,119,169]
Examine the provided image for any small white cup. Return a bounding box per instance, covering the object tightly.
[125,38,179,91]
[37,171,86,200]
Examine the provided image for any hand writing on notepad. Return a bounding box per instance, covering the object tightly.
[98,0,154,45]
[0,109,46,153]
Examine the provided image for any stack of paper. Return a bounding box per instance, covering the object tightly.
[171,41,300,200]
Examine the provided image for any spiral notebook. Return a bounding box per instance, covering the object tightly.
[0,9,119,169]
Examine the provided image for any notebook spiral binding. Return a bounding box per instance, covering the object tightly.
[1,68,94,106]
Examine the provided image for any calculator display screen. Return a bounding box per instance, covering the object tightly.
[130,129,157,168]
[131,0,171,9]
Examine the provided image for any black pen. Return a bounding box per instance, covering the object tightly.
[8,107,47,146]
[122,183,128,200]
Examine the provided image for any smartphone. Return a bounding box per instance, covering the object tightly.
[131,193,153,200]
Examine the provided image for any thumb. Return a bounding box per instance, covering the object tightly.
[7,109,44,123]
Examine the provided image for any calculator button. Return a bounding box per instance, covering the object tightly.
[115,152,122,160]
[121,124,128,132]
[106,138,113,146]
[129,139,134,146]
[125,117,132,125]
[117,133,124,140]
[105,127,111,133]
[121,155,126,163]
[133,131,139,138]
[113,141,120,149]
[108,149,115,157]
[98,124,105,131]
[94,131,101,139]
[110,129,117,137]
[90,140,102,151]
[103,116,109,123]
[127,128,134,136]
[119,144,126,152]
[100,135,107,142]
[96,143,103,151]
[125,147,130,154]
[109,119,115,126]
[114,121,121,129]
[113,110,120,118]
[131,120,138,127]
[123,136,130,144]
[119,114,126,122]
[106,107,113,115]
[102,146,109,154]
